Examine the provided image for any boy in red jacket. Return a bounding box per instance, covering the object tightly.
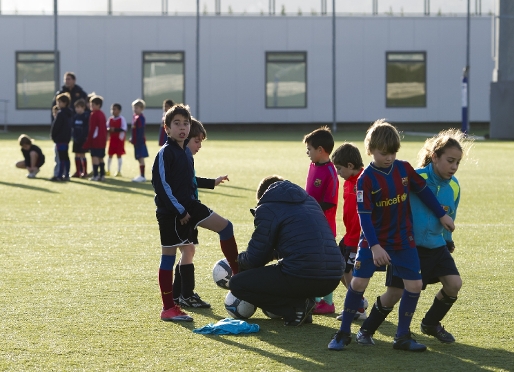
[83,95,108,181]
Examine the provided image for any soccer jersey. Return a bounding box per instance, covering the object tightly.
[22,144,45,168]
[342,168,363,248]
[131,113,146,147]
[83,110,107,150]
[356,160,427,251]
[305,161,339,236]
[107,115,127,156]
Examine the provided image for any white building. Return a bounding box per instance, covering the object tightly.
[0,14,493,126]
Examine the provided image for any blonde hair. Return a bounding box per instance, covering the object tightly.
[417,129,472,168]
[132,99,146,109]
[18,134,33,146]
[364,119,401,155]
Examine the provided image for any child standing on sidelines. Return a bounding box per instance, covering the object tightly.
[130,99,149,182]
[331,143,368,321]
[152,104,239,321]
[355,129,468,345]
[159,99,175,146]
[303,126,339,315]
[71,99,90,178]
[16,134,45,178]
[50,92,73,181]
[106,103,127,177]
[172,117,229,309]
[83,95,108,181]
[328,119,455,352]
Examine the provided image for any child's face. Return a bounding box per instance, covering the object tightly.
[432,146,462,180]
[21,143,31,151]
[57,100,67,109]
[335,163,354,180]
[306,143,323,163]
[112,106,121,117]
[187,136,204,155]
[91,102,100,111]
[370,148,396,168]
[133,105,143,115]
[165,114,190,145]
[163,104,171,113]
[75,106,85,115]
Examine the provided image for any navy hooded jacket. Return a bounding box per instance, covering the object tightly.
[237,180,344,280]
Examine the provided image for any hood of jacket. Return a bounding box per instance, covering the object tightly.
[257,180,308,206]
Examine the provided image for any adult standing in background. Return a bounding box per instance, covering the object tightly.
[51,72,88,120]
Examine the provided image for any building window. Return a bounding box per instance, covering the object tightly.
[16,52,57,110]
[143,52,184,108]
[266,52,307,108]
[386,52,426,108]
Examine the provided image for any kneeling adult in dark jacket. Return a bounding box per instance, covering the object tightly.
[229,176,344,326]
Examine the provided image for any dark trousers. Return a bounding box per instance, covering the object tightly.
[229,264,340,321]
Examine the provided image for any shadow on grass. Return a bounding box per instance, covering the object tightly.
[193,315,514,371]
[69,177,154,197]
[0,180,58,193]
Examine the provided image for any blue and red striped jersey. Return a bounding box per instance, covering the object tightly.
[356,159,426,251]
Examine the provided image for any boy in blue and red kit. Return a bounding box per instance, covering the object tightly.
[303,126,339,314]
[152,104,239,321]
[328,119,455,352]
[131,99,149,182]
[83,95,108,181]
[331,143,368,321]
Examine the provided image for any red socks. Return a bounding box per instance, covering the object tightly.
[220,236,239,274]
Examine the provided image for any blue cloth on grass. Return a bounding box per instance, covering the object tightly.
[193,318,260,335]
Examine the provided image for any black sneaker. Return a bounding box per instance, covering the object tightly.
[420,322,455,343]
[356,329,375,345]
[284,298,316,327]
[393,332,427,352]
[179,293,211,308]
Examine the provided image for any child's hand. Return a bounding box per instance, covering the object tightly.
[370,244,391,267]
[180,213,191,225]
[440,215,455,232]
[215,175,229,186]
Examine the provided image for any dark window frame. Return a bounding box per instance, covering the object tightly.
[386,51,427,108]
[265,51,307,109]
[15,51,58,110]
[142,51,185,109]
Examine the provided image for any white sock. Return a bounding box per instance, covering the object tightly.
[118,157,123,173]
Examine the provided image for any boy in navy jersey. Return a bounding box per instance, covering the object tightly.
[71,99,89,178]
[328,119,455,352]
[152,104,239,321]
[303,126,339,314]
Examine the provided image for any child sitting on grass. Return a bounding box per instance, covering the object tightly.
[16,134,45,178]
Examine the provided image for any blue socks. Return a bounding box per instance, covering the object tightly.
[218,221,234,240]
[160,255,176,270]
[340,285,364,333]
[397,289,420,337]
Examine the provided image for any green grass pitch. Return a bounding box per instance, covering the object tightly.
[1,127,513,371]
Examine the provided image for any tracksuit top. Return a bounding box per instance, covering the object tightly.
[410,163,460,248]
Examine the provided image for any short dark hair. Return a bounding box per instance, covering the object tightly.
[256,175,285,201]
[18,134,32,146]
[90,95,104,108]
[56,92,71,107]
[64,72,76,81]
[112,103,122,111]
[189,117,207,139]
[74,98,86,108]
[163,99,175,108]
[164,104,191,127]
[331,143,364,169]
[303,126,334,154]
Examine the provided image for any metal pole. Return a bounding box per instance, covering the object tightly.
[196,0,200,119]
[54,0,59,94]
[108,0,112,15]
[332,0,336,132]
[466,0,471,133]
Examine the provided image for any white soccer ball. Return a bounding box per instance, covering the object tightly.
[212,258,232,289]
[262,309,282,319]
[224,291,256,319]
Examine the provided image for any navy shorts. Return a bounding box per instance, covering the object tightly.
[156,201,213,248]
[90,148,106,158]
[353,247,421,281]
[72,141,89,153]
[134,144,149,160]
[386,245,460,289]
